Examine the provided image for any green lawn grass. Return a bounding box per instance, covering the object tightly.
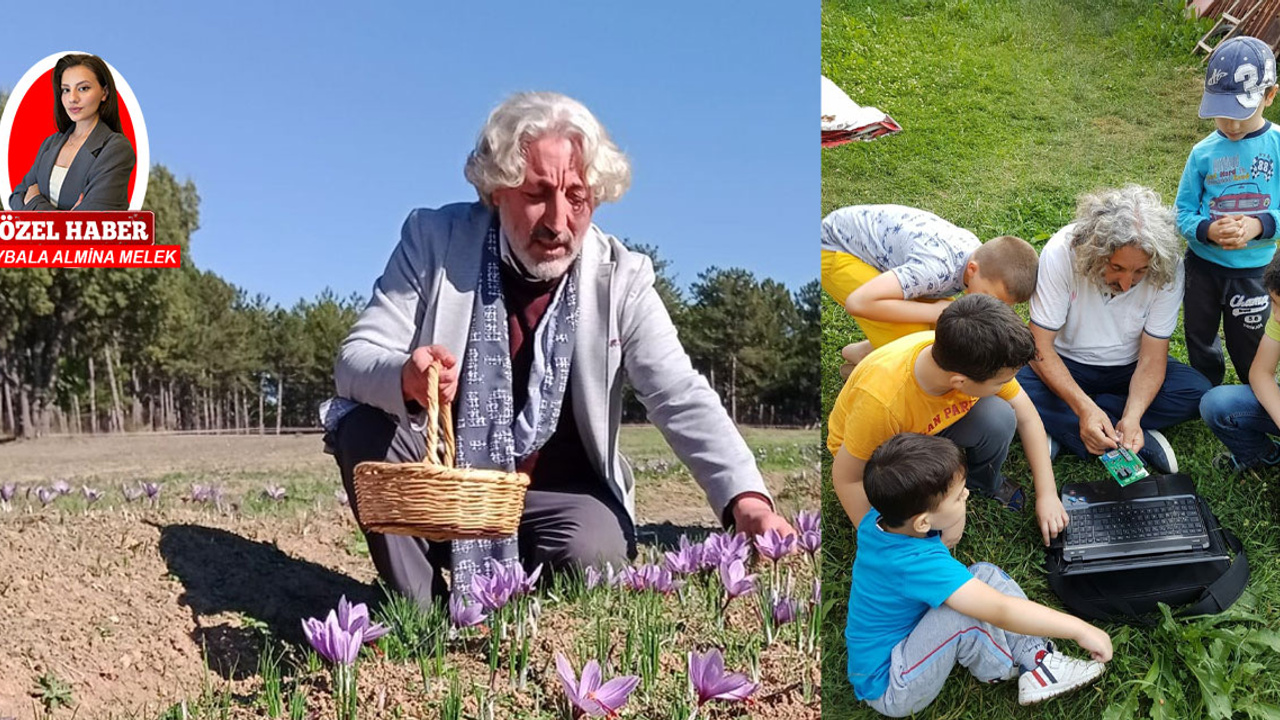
[821,1,1280,717]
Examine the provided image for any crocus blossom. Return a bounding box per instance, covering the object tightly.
[51,480,71,496]
[335,489,349,506]
[794,510,821,556]
[448,595,487,628]
[718,559,757,599]
[702,532,751,569]
[622,564,682,594]
[754,528,797,562]
[302,612,362,666]
[772,595,798,626]
[335,595,389,644]
[36,487,56,506]
[555,653,640,718]
[688,649,759,707]
[263,485,287,501]
[82,486,103,503]
[0,484,16,503]
[471,562,519,612]
[142,482,161,501]
[122,484,143,502]
[664,535,703,576]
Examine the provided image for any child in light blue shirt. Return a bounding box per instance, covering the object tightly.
[1176,36,1280,385]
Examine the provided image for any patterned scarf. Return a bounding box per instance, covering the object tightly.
[448,221,580,599]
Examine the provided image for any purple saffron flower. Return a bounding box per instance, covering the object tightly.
[51,480,71,496]
[0,484,16,503]
[448,595,488,628]
[664,536,703,576]
[335,595,389,644]
[122,484,143,502]
[754,528,797,562]
[794,510,821,555]
[584,565,603,590]
[626,564,681,594]
[36,487,56,506]
[518,563,543,595]
[335,489,349,506]
[82,486,103,503]
[302,611,362,666]
[702,532,751,568]
[718,559,757,599]
[772,595,798,626]
[263,485,287,501]
[142,482,161,501]
[470,562,518,612]
[688,649,759,707]
[554,653,640,718]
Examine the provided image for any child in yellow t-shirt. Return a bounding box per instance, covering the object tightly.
[828,294,1068,546]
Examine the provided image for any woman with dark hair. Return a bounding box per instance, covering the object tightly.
[8,53,136,211]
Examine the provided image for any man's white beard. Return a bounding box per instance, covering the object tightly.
[502,230,581,281]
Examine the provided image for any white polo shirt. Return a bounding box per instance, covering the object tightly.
[1029,224,1183,366]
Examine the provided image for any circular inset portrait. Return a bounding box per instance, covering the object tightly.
[0,51,150,211]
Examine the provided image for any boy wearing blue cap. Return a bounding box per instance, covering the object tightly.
[1176,36,1280,389]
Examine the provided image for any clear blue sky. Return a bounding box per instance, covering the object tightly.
[0,3,818,308]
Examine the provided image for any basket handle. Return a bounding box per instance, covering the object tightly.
[423,362,456,467]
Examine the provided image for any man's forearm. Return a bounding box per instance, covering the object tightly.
[1028,350,1094,416]
[1123,353,1165,420]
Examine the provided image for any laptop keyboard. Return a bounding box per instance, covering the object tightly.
[1065,497,1207,546]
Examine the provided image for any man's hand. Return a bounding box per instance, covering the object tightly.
[1035,494,1069,546]
[1075,623,1114,663]
[401,345,459,407]
[731,495,794,537]
[1078,404,1119,455]
[940,512,966,549]
[24,185,40,204]
[1115,414,1145,453]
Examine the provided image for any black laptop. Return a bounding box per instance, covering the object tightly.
[1056,474,1214,564]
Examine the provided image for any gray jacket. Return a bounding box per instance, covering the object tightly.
[333,202,770,523]
[8,120,135,211]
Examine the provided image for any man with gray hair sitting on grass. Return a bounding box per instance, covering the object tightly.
[323,91,793,608]
[1017,185,1211,473]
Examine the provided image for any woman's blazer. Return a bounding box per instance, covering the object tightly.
[8,120,135,211]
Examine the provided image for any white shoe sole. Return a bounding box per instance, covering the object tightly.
[1018,665,1106,706]
[1145,429,1178,474]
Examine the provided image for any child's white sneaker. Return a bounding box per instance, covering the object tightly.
[1017,643,1106,706]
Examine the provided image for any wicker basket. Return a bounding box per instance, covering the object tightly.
[351,362,530,541]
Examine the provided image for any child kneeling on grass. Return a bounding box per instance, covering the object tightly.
[846,433,1112,716]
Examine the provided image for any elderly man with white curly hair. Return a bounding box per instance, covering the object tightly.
[1017,185,1212,474]
[322,91,793,606]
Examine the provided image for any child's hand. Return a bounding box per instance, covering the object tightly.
[1240,216,1264,242]
[1210,216,1251,249]
[1075,624,1113,663]
[1035,494,1069,546]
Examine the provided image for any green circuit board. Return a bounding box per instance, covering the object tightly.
[1100,447,1149,486]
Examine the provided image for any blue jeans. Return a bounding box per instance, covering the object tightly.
[1200,384,1280,466]
[1016,355,1210,460]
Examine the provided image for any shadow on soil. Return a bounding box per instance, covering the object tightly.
[635,521,722,551]
[155,523,377,680]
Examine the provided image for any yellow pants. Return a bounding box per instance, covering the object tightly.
[821,250,937,348]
